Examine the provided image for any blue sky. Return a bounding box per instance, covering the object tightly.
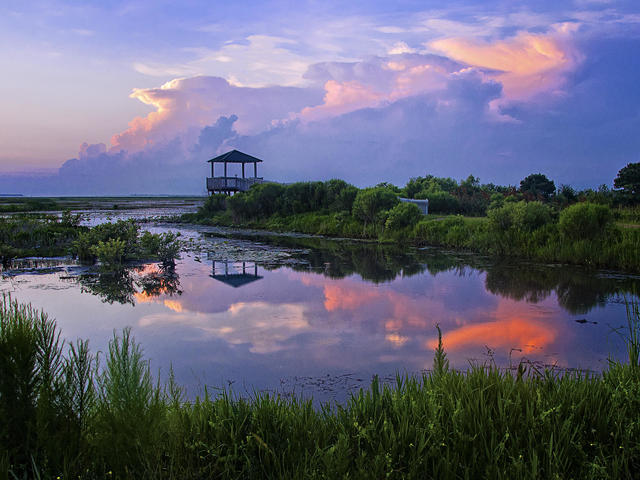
[1,0,639,193]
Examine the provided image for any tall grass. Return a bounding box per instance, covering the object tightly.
[2,296,640,479]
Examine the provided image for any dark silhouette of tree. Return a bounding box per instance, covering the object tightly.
[614,162,640,198]
[519,173,555,200]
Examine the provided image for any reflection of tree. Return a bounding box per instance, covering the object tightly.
[484,263,639,314]
[79,268,136,305]
[208,231,640,315]
[137,264,182,298]
[78,263,181,305]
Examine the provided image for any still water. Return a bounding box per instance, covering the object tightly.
[1,211,638,403]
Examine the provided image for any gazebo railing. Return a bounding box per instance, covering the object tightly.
[207,177,264,192]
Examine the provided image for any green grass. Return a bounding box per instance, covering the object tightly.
[2,295,640,479]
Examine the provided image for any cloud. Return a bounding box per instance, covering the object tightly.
[134,35,319,87]
[3,24,640,195]
[111,76,323,152]
[430,24,583,102]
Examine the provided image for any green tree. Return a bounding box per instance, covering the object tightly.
[385,202,422,231]
[519,173,556,200]
[352,187,399,229]
[558,202,613,240]
[614,162,640,198]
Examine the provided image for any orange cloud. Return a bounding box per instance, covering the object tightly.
[111,79,183,151]
[430,26,581,102]
[300,80,383,121]
[163,299,183,312]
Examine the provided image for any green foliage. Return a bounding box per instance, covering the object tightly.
[558,202,613,241]
[0,295,95,478]
[199,193,227,216]
[519,173,556,200]
[0,215,83,263]
[94,328,164,476]
[614,162,640,201]
[489,201,552,233]
[425,191,460,214]
[352,187,399,228]
[385,202,422,231]
[91,239,126,268]
[3,297,640,479]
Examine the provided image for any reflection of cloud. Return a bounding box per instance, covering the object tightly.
[139,301,309,354]
[302,273,559,355]
[426,317,555,354]
[426,299,558,354]
[163,299,183,312]
[385,333,409,347]
[134,291,153,303]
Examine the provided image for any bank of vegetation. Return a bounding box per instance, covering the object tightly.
[0,215,180,268]
[1,295,639,479]
[184,163,640,271]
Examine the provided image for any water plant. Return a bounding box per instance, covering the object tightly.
[2,296,640,478]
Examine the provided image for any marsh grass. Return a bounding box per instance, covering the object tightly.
[2,296,640,479]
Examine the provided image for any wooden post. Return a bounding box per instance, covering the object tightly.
[242,163,245,179]
[224,162,227,189]
[254,162,257,178]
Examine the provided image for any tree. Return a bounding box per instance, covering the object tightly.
[614,162,640,197]
[352,187,399,229]
[519,173,555,200]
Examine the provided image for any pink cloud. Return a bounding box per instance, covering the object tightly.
[430,25,582,102]
[300,55,460,121]
[300,80,384,121]
[110,76,322,153]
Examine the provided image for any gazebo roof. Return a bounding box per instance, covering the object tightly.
[210,273,263,288]
[207,149,263,164]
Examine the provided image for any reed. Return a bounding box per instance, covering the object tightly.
[2,296,640,479]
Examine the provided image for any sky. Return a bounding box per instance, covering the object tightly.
[1,0,639,194]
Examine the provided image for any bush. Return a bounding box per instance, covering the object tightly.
[488,201,552,233]
[352,187,399,228]
[559,202,613,240]
[513,201,552,232]
[156,232,181,265]
[385,202,422,231]
[199,194,227,216]
[91,239,126,268]
[425,191,460,214]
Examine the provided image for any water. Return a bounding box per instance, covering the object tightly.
[1,206,638,403]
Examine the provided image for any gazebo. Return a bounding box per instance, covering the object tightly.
[206,149,264,195]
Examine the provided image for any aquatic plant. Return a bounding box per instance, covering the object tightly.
[2,297,640,478]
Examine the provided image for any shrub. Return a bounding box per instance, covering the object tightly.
[352,187,399,228]
[488,201,551,233]
[512,201,552,232]
[199,194,227,216]
[424,191,460,214]
[385,202,422,231]
[156,232,181,265]
[91,239,126,268]
[559,202,613,240]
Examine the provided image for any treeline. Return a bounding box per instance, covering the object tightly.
[185,166,640,271]
[2,296,640,479]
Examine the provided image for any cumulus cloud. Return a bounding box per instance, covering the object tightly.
[111,76,323,152]
[3,25,639,195]
[430,24,583,103]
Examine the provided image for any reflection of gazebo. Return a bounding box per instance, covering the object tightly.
[210,261,263,288]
